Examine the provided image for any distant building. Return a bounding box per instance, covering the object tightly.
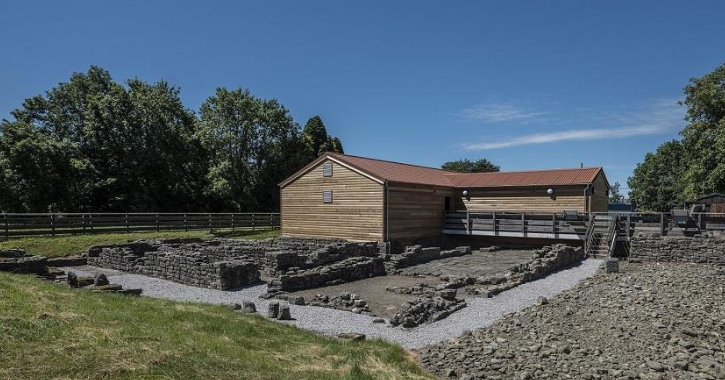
[685,193,725,213]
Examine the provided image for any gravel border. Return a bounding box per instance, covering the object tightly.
[61,258,602,349]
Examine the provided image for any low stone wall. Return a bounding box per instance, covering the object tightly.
[88,246,260,290]
[269,256,385,292]
[630,233,725,264]
[463,244,585,297]
[86,237,380,290]
[0,249,49,275]
[384,245,472,271]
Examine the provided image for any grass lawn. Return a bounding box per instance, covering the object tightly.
[0,228,280,258]
[0,272,433,380]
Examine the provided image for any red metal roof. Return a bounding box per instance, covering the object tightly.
[280,153,607,189]
[443,167,604,188]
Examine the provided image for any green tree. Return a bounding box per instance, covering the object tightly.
[300,116,343,159]
[441,158,500,173]
[198,88,302,211]
[627,140,686,212]
[608,181,623,203]
[331,136,344,154]
[680,62,725,199]
[301,116,329,158]
[0,66,206,212]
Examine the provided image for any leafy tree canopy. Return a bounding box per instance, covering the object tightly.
[0,67,344,213]
[628,61,725,211]
[627,140,686,212]
[441,158,500,173]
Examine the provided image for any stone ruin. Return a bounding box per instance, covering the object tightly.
[0,249,49,276]
[86,237,381,291]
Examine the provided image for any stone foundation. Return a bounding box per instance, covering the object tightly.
[86,237,380,290]
[0,249,48,275]
[629,233,725,264]
[384,245,472,271]
[269,256,385,292]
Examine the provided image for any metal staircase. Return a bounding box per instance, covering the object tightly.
[584,214,629,257]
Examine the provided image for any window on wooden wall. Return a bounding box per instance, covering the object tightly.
[322,162,333,177]
[323,190,333,203]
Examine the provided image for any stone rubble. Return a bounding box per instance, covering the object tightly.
[418,262,725,380]
[390,288,467,328]
[307,292,374,315]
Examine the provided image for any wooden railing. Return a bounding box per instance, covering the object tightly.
[0,212,280,239]
[443,211,590,240]
[444,211,725,241]
[583,214,597,255]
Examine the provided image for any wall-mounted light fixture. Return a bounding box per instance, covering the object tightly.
[547,188,554,195]
[462,190,469,197]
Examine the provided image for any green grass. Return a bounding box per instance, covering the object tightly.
[0,272,433,380]
[0,228,280,258]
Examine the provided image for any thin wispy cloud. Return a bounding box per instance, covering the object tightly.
[456,102,548,123]
[461,98,684,151]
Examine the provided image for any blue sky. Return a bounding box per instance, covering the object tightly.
[1,1,724,193]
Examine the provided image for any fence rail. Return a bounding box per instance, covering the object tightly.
[443,211,725,241]
[1,212,280,239]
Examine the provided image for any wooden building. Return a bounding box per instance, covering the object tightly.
[279,153,610,244]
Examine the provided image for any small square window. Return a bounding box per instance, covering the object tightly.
[323,190,333,203]
[322,162,333,177]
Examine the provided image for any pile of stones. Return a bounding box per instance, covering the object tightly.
[308,292,373,315]
[384,245,472,272]
[418,262,725,380]
[0,249,49,276]
[66,271,142,296]
[390,288,466,328]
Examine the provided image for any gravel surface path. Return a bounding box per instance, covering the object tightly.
[62,258,601,349]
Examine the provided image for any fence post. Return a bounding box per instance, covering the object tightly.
[89,214,93,232]
[698,213,704,230]
[82,214,86,233]
[492,212,496,235]
[231,213,235,232]
[184,214,188,232]
[208,213,212,233]
[521,213,526,235]
[3,214,8,240]
[660,213,665,235]
[156,214,159,232]
[125,213,129,234]
[552,213,556,235]
[466,210,470,235]
[270,213,273,229]
[252,213,255,232]
[627,214,631,237]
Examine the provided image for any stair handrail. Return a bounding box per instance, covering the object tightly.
[606,213,621,257]
[583,213,596,256]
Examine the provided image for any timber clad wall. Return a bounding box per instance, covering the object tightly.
[387,183,455,242]
[281,159,384,241]
[589,173,609,213]
[456,186,589,213]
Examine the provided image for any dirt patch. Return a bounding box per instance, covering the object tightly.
[397,249,535,278]
[288,249,537,317]
[289,274,439,317]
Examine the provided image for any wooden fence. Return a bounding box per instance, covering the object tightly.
[0,212,280,239]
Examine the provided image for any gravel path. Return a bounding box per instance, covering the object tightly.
[62,258,602,349]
